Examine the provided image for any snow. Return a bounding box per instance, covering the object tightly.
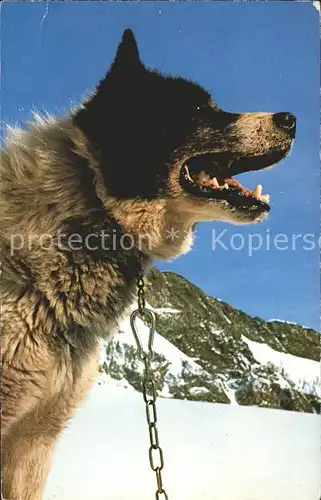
[225,386,239,406]
[267,318,314,330]
[100,305,215,400]
[189,386,209,396]
[221,312,232,324]
[101,305,320,405]
[268,318,299,325]
[44,380,320,500]
[209,324,225,336]
[114,309,206,379]
[242,336,321,397]
[152,307,181,314]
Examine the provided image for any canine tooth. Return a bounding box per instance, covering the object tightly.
[184,165,193,180]
[212,177,220,188]
[222,183,229,189]
[259,194,270,203]
[252,184,263,198]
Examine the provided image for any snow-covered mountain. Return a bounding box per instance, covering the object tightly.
[44,268,320,500]
[100,268,320,414]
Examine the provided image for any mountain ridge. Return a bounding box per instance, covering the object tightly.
[100,268,320,414]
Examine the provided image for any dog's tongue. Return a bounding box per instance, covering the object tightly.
[225,178,253,196]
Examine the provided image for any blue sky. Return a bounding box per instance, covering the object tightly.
[2,2,319,330]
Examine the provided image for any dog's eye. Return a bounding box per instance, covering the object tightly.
[196,106,201,111]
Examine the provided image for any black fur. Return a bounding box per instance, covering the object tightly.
[74,29,241,200]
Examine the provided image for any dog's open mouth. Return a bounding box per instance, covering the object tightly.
[180,149,289,212]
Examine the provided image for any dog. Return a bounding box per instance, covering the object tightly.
[0,29,295,499]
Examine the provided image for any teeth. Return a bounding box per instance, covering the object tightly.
[252,184,263,198]
[183,164,270,203]
[251,184,270,203]
[212,177,220,188]
[259,194,270,203]
[184,165,193,182]
[184,163,270,204]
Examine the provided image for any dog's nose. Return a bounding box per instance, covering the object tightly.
[272,112,296,132]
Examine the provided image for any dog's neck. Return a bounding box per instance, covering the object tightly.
[2,117,194,263]
[101,197,195,260]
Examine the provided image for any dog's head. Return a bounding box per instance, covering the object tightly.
[74,30,296,259]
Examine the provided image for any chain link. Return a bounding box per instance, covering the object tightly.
[130,272,169,500]
[137,276,146,314]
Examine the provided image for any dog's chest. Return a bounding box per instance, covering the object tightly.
[42,254,140,338]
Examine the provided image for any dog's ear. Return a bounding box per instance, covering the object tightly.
[110,29,144,75]
[73,30,144,137]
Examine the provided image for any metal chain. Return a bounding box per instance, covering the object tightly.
[130,272,169,500]
[137,276,146,314]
